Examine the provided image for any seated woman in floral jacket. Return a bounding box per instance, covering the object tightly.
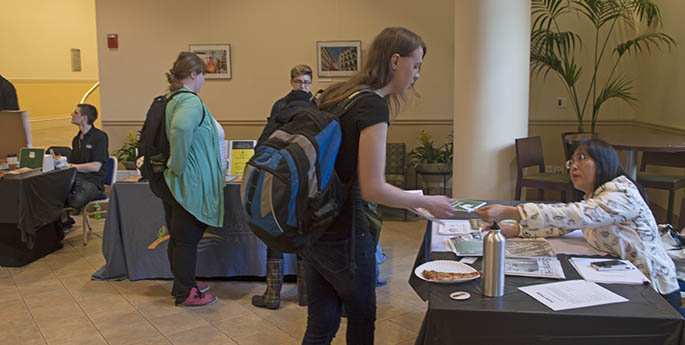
[475,138,681,310]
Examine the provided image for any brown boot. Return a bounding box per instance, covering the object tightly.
[252,259,283,309]
[297,258,308,306]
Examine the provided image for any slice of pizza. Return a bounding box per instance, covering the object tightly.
[422,270,479,281]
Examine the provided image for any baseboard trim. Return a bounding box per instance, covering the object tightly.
[103,118,454,127]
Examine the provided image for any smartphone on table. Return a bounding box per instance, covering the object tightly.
[591,259,630,271]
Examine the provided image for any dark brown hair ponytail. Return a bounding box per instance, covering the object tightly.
[166,52,208,91]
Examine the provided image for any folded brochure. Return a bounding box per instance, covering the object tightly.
[405,190,486,225]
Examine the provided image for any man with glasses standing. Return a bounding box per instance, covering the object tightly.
[271,64,313,116]
[252,64,314,309]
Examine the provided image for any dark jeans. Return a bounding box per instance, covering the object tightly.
[661,289,682,311]
[66,177,101,210]
[162,196,208,304]
[301,230,376,345]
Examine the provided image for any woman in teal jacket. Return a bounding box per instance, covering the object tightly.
[163,52,225,307]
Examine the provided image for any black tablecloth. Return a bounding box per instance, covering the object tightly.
[93,182,297,280]
[0,168,75,266]
[409,222,684,345]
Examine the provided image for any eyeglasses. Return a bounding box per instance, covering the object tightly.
[292,80,312,85]
[565,154,587,169]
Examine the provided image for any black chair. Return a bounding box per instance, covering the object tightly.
[637,152,685,225]
[515,136,573,202]
[47,146,72,159]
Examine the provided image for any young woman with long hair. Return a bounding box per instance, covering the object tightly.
[301,27,455,345]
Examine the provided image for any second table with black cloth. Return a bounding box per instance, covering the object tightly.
[0,168,76,266]
[409,212,684,345]
[93,181,297,281]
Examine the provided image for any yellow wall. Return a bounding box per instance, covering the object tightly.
[1,0,100,147]
[1,0,99,80]
[95,0,455,151]
[634,0,685,130]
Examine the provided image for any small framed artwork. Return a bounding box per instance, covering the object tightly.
[317,41,361,77]
[189,44,231,79]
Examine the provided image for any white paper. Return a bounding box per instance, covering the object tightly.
[569,257,649,285]
[459,257,478,264]
[519,279,629,311]
[438,219,475,236]
[546,230,606,256]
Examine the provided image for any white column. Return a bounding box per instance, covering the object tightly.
[452,0,531,200]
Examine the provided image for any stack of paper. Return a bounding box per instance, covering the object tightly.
[519,279,629,311]
[569,257,649,285]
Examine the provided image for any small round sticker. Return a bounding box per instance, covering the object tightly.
[449,291,471,300]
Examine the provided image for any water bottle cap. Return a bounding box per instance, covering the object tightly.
[490,221,500,230]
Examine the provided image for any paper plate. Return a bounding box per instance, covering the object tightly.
[414,260,480,284]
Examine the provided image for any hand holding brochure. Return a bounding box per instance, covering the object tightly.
[405,190,445,225]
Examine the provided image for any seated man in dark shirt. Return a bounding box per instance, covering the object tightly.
[66,103,109,210]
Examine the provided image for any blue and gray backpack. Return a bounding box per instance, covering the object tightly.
[240,90,373,253]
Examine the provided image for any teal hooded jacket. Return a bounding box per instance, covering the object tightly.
[163,88,224,227]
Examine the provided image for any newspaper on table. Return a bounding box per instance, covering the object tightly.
[506,238,556,257]
[446,235,557,258]
[505,256,565,279]
[445,231,486,256]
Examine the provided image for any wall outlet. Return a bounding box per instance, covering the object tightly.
[556,97,568,109]
[547,165,567,174]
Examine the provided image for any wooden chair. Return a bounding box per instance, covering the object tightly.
[637,152,685,225]
[561,132,596,161]
[385,143,408,221]
[515,136,573,202]
[679,197,685,231]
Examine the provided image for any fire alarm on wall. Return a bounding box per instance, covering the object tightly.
[107,34,118,49]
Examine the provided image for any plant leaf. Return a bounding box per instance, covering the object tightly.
[593,77,636,116]
[615,32,676,56]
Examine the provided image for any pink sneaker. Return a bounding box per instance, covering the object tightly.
[197,282,210,293]
[177,287,218,307]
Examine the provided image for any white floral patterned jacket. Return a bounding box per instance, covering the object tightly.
[517,175,679,294]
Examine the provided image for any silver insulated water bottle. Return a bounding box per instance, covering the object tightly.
[482,221,505,297]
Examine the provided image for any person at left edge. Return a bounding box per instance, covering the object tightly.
[66,104,109,211]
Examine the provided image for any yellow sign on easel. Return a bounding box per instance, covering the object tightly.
[228,140,256,176]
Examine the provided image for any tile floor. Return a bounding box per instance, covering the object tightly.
[0,211,428,345]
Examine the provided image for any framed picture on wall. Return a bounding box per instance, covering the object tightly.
[317,41,361,77]
[189,44,231,79]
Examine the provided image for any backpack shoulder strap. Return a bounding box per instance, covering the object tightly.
[166,90,206,127]
[330,88,376,118]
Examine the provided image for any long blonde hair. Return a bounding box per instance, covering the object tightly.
[318,27,426,115]
[166,52,208,91]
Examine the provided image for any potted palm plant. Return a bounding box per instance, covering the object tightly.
[530,0,675,133]
[408,131,453,194]
[114,131,139,170]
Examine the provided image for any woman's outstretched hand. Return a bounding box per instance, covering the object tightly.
[473,204,519,223]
